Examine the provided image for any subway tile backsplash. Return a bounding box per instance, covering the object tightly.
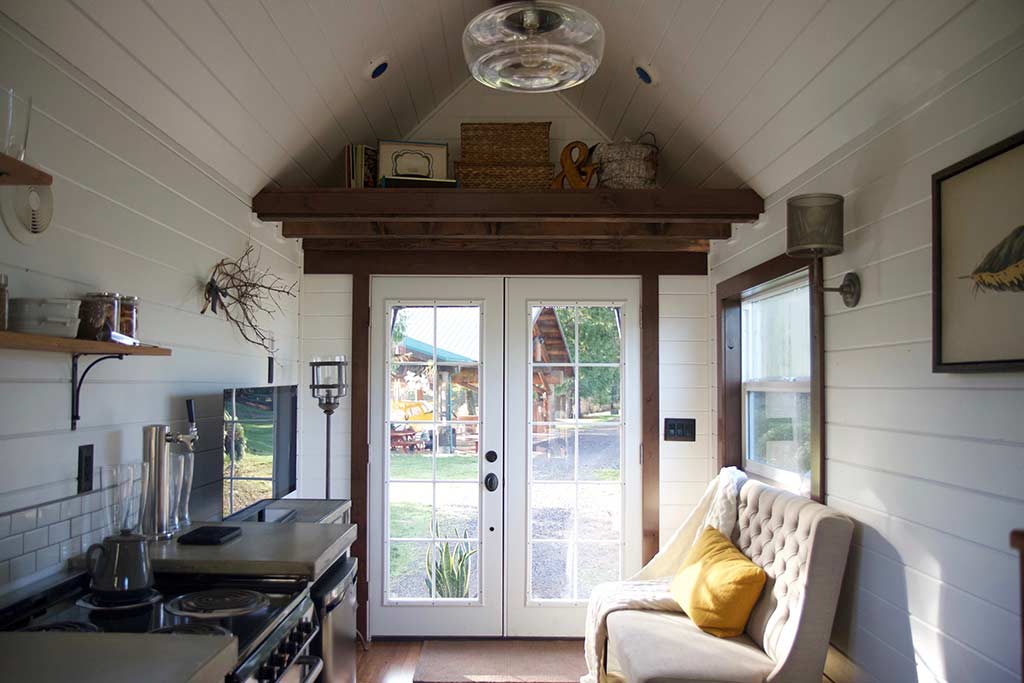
[0,488,119,594]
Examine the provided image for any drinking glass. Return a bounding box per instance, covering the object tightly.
[2,87,32,161]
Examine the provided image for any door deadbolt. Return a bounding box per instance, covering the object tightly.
[485,450,498,463]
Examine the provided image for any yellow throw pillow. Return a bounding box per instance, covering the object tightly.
[669,527,767,638]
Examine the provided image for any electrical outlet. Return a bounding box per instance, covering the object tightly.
[664,418,696,442]
[77,445,94,493]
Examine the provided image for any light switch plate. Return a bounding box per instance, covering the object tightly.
[77,445,94,493]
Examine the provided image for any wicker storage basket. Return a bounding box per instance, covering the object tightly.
[455,161,554,190]
[591,132,659,189]
[460,122,551,163]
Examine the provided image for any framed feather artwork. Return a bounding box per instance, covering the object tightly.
[932,129,1024,372]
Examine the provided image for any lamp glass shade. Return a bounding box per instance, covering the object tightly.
[310,356,347,400]
[463,2,604,93]
[786,193,844,258]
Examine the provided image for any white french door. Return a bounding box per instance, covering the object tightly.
[505,278,642,636]
[368,276,641,638]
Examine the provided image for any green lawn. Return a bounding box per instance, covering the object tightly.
[389,453,477,480]
[241,422,274,457]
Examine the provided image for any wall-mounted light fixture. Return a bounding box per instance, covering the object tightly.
[786,193,861,307]
[310,356,348,499]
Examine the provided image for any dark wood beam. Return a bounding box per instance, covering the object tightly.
[254,187,763,224]
[350,273,370,638]
[641,273,660,563]
[305,250,707,275]
[300,237,709,252]
[283,220,731,240]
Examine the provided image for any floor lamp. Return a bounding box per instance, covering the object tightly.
[310,356,347,499]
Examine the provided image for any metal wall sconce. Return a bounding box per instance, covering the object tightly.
[786,193,861,307]
[310,356,348,499]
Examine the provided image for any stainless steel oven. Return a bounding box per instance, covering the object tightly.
[310,557,357,683]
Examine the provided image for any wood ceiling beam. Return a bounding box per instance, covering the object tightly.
[254,187,763,224]
[282,220,731,240]
[300,237,709,252]
[305,250,707,275]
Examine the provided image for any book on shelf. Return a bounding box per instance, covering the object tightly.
[342,144,378,188]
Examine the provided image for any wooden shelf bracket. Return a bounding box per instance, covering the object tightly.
[70,352,124,431]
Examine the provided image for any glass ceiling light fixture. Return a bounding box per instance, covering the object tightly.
[463,1,604,93]
[310,356,348,499]
[786,193,861,307]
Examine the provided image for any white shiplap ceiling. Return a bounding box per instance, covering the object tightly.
[2,0,1022,201]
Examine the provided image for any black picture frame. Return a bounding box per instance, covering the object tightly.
[932,129,1024,373]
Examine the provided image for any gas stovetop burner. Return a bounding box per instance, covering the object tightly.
[21,621,100,632]
[151,623,233,636]
[76,589,162,611]
[165,589,270,619]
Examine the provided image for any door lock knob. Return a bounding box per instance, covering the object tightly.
[484,473,499,492]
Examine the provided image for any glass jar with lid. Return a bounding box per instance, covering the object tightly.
[119,295,139,338]
[78,292,120,341]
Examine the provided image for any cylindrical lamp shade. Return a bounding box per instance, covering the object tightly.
[310,356,347,401]
[786,193,845,258]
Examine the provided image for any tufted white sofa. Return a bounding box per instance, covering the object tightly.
[606,480,853,683]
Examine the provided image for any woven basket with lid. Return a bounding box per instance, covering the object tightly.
[455,161,554,190]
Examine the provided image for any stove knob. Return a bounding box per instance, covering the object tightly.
[298,619,314,635]
[269,652,288,668]
[257,664,279,682]
[281,640,299,656]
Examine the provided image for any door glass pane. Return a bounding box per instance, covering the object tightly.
[391,364,434,422]
[576,543,619,598]
[390,542,432,599]
[528,304,625,602]
[531,542,572,600]
[578,423,620,481]
[392,306,435,361]
[578,367,620,421]
[532,306,575,362]
[532,366,574,422]
[435,483,479,538]
[437,307,480,362]
[389,423,433,480]
[531,483,574,540]
[386,304,484,602]
[437,365,479,420]
[389,483,432,538]
[436,423,479,481]
[577,306,620,363]
[531,424,575,481]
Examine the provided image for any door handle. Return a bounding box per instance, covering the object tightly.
[484,473,499,492]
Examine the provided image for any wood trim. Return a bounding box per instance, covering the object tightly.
[305,250,707,276]
[285,220,731,240]
[253,187,764,224]
[300,237,709,253]
[931,128,1024,373]
[1011,529,1024,679]
[350,273,370,637]
[641,274,660,563]
[716,254,826,501]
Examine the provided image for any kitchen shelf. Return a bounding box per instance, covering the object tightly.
[0,330,170,355]
[0,153,53,186]
[0,330,171,429]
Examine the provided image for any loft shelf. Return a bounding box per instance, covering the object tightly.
[0,153,53,186]
[0,330,170,356]
[0,330,171,430]
[252,187,763,226]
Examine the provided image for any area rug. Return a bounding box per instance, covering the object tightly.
[412,639,587,683]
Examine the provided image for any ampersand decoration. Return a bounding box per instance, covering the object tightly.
[551,140,597,189]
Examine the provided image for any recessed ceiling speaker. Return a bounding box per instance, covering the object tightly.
[2,184,54,244]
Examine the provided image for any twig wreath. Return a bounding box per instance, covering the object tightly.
[201,244,296,352]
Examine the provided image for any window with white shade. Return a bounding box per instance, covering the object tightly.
[740,272,811,493]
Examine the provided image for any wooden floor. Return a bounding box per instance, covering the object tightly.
[356,639,834,683]
[356,640,424,683]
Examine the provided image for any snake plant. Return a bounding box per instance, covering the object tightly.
[425,525,477,599]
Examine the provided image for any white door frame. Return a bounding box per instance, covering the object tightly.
[368,276,505,637]
[504,277,643,637]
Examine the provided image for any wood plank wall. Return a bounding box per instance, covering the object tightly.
[708,33,1024,683]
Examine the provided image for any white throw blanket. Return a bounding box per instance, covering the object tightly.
[581,467,747,683]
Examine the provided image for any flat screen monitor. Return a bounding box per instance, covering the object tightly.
[222,385,297,518]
